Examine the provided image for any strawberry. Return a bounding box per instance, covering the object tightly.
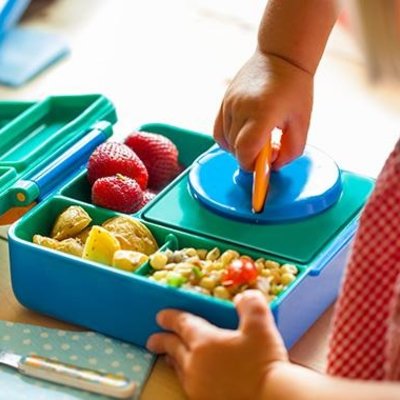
[139,190,157,209]
[87,142,148,190]
[91,174,144,213]
[124,131,181,190]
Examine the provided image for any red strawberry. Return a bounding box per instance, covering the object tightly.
[87,142,148,189]
[139,190,157,209]
[124,131,181,190]
[91,174,144,213]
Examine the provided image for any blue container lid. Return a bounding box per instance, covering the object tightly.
[188,146,343,223]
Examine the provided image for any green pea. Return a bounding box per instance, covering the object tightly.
[167,273,187,288]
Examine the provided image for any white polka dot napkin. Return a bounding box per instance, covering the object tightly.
[0,321,155,399]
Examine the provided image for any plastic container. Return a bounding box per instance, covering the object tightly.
[6,95,375,349]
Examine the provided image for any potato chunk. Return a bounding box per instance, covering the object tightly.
[33,234,60,250]
[33,235,83,257]
[112,250,148,271]
[57,238,84,257]
[82,226,121,265]
[51,206,92,240]
[102,216,158,255]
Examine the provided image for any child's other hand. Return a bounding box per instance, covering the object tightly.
[214,49,313,171]
[146,290,288,400]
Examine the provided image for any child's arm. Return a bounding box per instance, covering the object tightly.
[257,0,338,75]
[214,0,339,171]
[147,291,400,400]
[265,362,400,400]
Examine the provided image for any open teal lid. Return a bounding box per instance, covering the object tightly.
[0,94,117,217]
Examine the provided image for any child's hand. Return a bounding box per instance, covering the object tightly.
[214,49,313,171]
[146,290,289,400]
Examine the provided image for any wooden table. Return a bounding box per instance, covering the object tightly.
[1,0,399,398]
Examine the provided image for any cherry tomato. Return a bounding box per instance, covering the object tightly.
[221,257,258,286]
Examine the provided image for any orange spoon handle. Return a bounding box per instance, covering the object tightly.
[252,141,272,213]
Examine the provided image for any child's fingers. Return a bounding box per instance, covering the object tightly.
[164,355,185,383]
[271,140,281,164]
[226,115,247,156]
[234,290,273,338]
[222,104,233,152]
[234,119,275,171]
[213,104,230,151]
[146,332,187,365]
[156,309,217,346]
[235,291,289,360]
[148,336,187,385]
[272,120,308,170]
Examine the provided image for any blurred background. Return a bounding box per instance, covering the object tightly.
[1,0,400,178]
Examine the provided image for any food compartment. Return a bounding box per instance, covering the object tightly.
[137,224,356,348]
[59,123,215,208]
[132,228,348,349]
[11,195,162,269]
[136,233,304,305]
[8,195,171,345]
[58,169,93,205]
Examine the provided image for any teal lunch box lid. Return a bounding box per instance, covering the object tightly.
[142,147,375,265]
[0,94,117,217]
[0,101,34,128]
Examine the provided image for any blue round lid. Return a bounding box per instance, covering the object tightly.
[188,145,343,223]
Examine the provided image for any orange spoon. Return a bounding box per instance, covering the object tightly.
[252,141,272,213]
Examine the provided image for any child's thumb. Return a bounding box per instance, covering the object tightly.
[234,290,274,337]
[235,290,288,359]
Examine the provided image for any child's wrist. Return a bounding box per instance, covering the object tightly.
[255,47,315,77]
[259,360,290,400]
[259,361,315,400]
